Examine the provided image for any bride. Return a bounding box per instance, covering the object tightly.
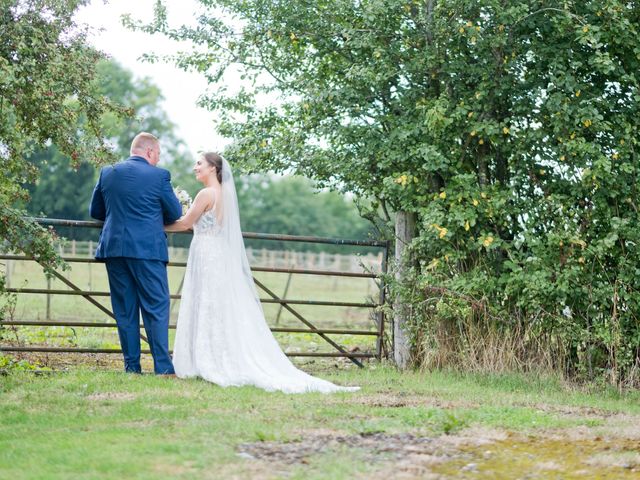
[165,152,359,393]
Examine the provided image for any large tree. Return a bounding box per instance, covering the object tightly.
[25,60,194,226]
[0,0,122,276]
[139,0,640,383]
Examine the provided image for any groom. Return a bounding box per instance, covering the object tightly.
[90,132,182,374]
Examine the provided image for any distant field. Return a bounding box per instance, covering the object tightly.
[1,254,383,357]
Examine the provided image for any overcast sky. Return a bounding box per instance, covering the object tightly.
[76,0,228,155]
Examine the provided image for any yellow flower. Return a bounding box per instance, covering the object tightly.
[470,130,477,137]
[570,132,576,139]
[498,25,505,32]
[465,221,470,231]
[470,36,477,44]
[459,27,465,34]
[260,140,268,148]
[575,90,581,97]
[426,258,440,270]
[395,174,409,186]
[480,192,487,199]
[560,155,565,161]
[439,191,447,199]
[290,32,297,41]
[539,169,545,175]
[475,26,481,32]
[431,224,448,239]
[466,21,473,27]
[582,26,589,33]
[578,257,585,264]
[503,127,510,135]
[583,119,592,127]
[478,138,484,145]
[483,236,494,247]
[473,199,479,206]
[612,153,619,160]
[467,111,474,118]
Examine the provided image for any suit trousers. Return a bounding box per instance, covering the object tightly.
[105,258,175,374]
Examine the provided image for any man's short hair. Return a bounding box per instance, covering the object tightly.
[130,132,159,154]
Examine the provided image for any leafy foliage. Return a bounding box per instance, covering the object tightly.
[0,0,123,274]
[23,60,195,232]
[141,0,640,384]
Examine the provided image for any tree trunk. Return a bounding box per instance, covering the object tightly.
[394,210,416,369]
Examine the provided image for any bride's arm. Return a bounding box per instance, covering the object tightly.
[164,189,213,232]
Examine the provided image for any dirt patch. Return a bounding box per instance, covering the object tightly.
[238,432,441,465]
[334,392,480,410]
[86,392,137,401]
[540,416,640,442]
[5,351,146,371]
[236,426,640,479]
[518,401,623,420]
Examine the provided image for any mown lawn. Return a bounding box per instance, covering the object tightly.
[1,361,639,479]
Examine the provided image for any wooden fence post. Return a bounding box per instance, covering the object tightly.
[393,210,416,370]
[46,277,52,321]
[5,260,11,288]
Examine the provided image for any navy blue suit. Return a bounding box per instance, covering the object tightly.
[90,156,182,374]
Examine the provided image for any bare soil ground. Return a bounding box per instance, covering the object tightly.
[235,422,640,479]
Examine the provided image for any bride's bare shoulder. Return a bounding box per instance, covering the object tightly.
[193,188,216,211]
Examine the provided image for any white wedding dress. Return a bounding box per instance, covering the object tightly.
[172,160,359,394]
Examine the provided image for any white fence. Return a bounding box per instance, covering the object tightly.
[49,240,383,274]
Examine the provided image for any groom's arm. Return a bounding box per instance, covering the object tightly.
[89,169,106,221]
[160,169,182,224]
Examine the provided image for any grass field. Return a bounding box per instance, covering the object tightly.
[1,363,639,479]
[1,257,382,356]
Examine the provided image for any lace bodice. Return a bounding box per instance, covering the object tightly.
[193,209,222,236]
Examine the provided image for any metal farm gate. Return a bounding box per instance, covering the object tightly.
[0,218,390,368]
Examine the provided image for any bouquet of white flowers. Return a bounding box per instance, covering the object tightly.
[173,187,192,215]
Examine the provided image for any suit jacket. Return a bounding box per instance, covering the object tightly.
[89,156,182,262]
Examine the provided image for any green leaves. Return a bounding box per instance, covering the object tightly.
[143,0,640,384]
[0,1,124,285]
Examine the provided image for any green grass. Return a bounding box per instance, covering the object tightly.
[1,364,639,479]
